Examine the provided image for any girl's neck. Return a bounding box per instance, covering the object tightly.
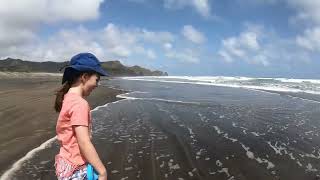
[68,87,84,97]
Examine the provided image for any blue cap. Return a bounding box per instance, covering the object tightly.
[62,53,108,84]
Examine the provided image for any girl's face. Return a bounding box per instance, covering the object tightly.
[81,73,100,97]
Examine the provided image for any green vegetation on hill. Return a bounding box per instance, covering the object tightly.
[0,58,168,76]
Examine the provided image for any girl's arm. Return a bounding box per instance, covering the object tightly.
[74,126,107,177]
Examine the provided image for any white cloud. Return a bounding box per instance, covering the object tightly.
[240,31,260,50]
[101,23,136,58]
[133,46,157,59]
[0,21,37,47]
[163,43,173,50]
[253,54,270,66]
[242,0,320,26]
[0,23,165,62]
[182,25,206,44]
[31,26,105,61]
[296,26,320,51]
[281,1,320,53]
[0,0,104,48]
[219,27,261,64]
[164,0,211,18]
[218,50,233,63]
[286,0,320,25]
[218,24,313,67]
[146,49,157,59]
[101,23,169,59]
[218,25,270,66]
[0,1,204,65]
[246,0,320,54]
[141,29,175,44]
[0,0,103,23]
[221,38,246,58]
[165,49,200,63]
[237,0,278,6]
[127,0,146,3]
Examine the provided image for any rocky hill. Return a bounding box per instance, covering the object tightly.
[0,58,168,76]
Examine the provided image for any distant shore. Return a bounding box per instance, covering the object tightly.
[0,72,124,175]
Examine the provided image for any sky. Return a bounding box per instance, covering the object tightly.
[1,0,320,78]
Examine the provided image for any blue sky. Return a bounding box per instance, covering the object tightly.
[1,0,320,78]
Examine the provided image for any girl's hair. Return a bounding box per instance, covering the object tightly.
[54,68,96,112]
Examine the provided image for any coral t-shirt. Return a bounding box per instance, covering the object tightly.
[56,92,92,167]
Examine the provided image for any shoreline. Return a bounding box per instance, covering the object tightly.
[0,74,125,175]
[2,75,320,179]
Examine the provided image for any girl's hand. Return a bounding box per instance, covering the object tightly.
[98,173,107,180]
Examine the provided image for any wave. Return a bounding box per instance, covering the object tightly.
[0,137,57,180]
[120,76,320,95]
[122,76,320,84]
[0,91,129,179]
[117,94,201,105]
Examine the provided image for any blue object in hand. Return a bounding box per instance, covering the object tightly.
[87,163,99,180]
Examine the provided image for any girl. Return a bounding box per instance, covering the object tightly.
[54,53,108,180]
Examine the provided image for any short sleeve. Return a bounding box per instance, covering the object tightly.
[70,100,90,126]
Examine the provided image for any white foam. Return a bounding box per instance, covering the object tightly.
[92,95,128,111]
[208,159,232,177]
[267,141,286,155]
[1,92,128,179]
[117,94,201,105]
[251,132,265,137]
[306,163,318,172]
[218,168,231,177]
[232,122,237,127]
[168,162,180,170]
[213,126,223,134]
[124,167,133,171]
[223,133,238,142]
[196,149,205,156]
[296,120,306,127]
[0,136,57,180]
[289,153,296,160]
[187,127,194,135]
[116,94,138,100]
[160,161,165,168]
[216,160,222,167]
[121,76,320,95]
[305,131,313,135]
[273,78,320,84]
[111,170,119,174]
[241,144,255,159]
[120,135,131,138]
[240,143,275,170]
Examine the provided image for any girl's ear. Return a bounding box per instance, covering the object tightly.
[96,74,101,81]
[80,73,89,84]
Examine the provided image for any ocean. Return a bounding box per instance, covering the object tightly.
[2,76,320,180]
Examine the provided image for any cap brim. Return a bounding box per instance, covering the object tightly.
[95,66,108,76]
[71,65,109,76]
[61,66,109,84]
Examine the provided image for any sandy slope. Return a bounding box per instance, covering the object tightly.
[0,73,123,175]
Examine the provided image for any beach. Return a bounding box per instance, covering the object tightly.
[0,73,124,177]
[2,76,320,180]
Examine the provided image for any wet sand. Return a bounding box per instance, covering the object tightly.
[0,73,124,175]
[3,76,320,180]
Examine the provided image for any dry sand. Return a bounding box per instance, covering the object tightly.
[0,72,124,175]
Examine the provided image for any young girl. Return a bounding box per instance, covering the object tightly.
[54,53,108,180]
